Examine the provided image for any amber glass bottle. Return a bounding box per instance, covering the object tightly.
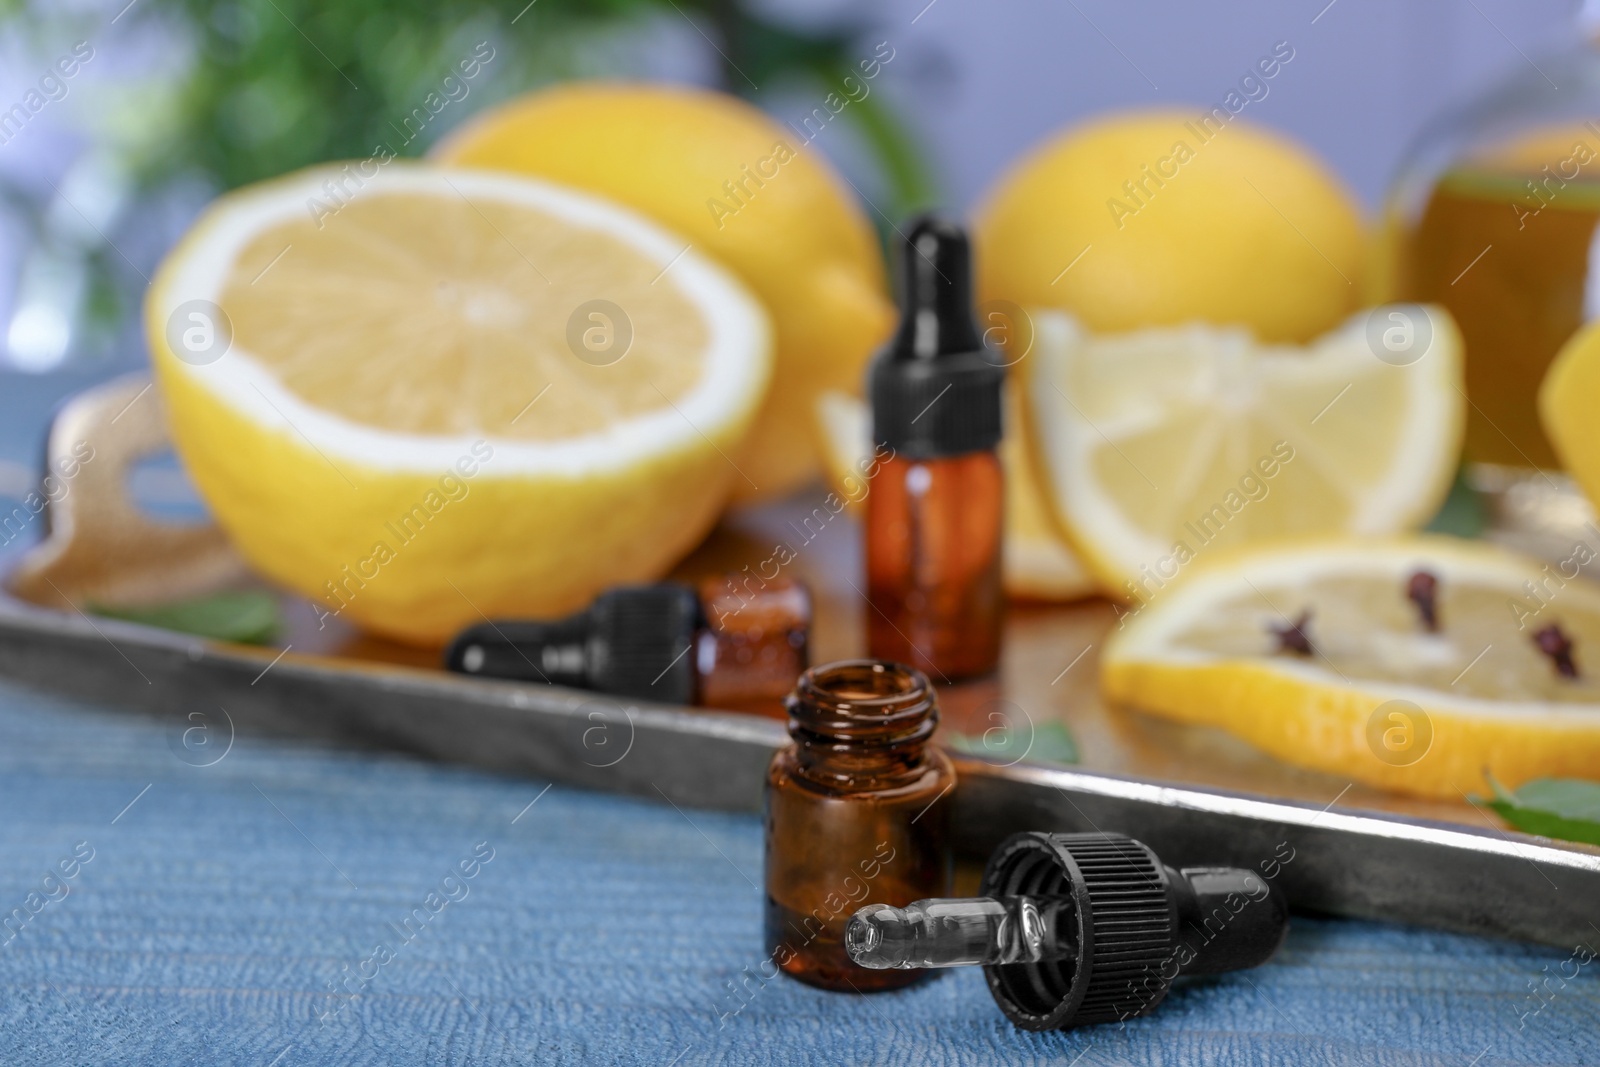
[865,451,1003,679]
[866,217,1005,680]
[763,660,955,992]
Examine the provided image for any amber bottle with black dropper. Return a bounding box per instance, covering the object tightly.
[763,660,954,992]
[443,576,810,714]
[866,217,1005,681]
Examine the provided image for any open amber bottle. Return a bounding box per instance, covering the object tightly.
[763,660,955,992]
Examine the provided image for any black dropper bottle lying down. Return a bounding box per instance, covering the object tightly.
[846,832,1289,1032]
[446,585,701,701]
[442,579,811,711]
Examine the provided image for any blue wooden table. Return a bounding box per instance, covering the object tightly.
[0,372,1596,1065]
[0,679,1594,1066]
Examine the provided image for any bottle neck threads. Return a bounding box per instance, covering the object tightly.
[785,660,937,791]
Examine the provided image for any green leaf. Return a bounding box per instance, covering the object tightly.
[947,720,1079,766]
[93,590,282,645]
[1482,775,1600,848]
[1423,465,1487,539]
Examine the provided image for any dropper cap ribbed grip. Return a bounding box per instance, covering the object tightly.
[980,832,1176,1031]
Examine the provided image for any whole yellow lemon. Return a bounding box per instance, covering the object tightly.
[436,82,894,500]
[974,109,1365,343]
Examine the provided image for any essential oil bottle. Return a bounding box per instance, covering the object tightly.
[763,659,955,992]
[444,576,810,713]
[866,217,1005,681]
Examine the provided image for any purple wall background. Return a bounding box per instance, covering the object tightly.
[778,0,1579,210]
[0,0,1587,373]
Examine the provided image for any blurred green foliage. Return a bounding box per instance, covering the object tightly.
[33,0,932,215]
[0,0,928,364]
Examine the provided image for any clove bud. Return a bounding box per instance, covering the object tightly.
[1532,623,1579,680]
[1269,610,1315,657]
[1406,570,1439,632]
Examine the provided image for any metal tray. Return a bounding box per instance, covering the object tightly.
[2,375,1596,949]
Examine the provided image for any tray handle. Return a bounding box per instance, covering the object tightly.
[5,373,248,610]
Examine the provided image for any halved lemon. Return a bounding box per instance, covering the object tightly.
[1022,308,1464,598]
[148,163,771,645]
[435,82,894,500]
[814,389,1095,601]
[1103,537,1600,798]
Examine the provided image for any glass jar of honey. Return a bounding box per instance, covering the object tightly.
[1385,8,1600,471]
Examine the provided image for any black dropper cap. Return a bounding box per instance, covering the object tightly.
[869,216,1005,459]
[979,832,1288,1031]
[845,831,1289,1032]
[443,584,701,704]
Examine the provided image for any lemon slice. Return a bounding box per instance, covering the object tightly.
[1022,308,1464,599]
[1103,537,1600,798]
[148,163,770,644]
[815,389,1095,601]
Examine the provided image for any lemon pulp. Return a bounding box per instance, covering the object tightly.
[223,193,707,440]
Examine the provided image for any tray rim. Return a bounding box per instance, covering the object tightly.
[1,586,1596,952]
